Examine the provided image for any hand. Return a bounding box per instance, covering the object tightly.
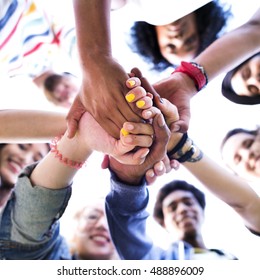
[109,111,170,185]
[67,57,142,139]
[77,112,154,165]
[153,72,197,133]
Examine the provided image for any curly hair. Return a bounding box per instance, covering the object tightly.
[129,0,232,71]
[153,180,206,227]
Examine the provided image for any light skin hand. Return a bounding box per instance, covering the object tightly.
[109,111,170,185]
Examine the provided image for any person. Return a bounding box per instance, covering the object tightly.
[0,109,66,143]
[122,75,260,246]
[0,143,50,212]
[67,0,219,139]
[68,197,119,260]
[105,93,236,260]
[220,127,260,182]
[221,52,260,105]
[0,0,79,108]
[0,95,170,259]
[129,0,231,71]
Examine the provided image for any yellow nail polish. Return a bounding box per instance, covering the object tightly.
[125,93,135,102]
[121,128,129,136]
[137,100,145,108]
[127,80,136,87]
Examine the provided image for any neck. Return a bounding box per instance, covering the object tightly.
[182,232,207,249]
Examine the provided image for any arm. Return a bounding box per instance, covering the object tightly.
[0,110,66,143]
[183,152,260,234]
[125,77,260,235]
[154,8,260,132]
[67,0,141,139]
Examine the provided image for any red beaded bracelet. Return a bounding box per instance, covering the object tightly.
[50,136,86,169]
[172,61,208,91]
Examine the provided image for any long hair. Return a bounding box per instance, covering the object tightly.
[129,0,231,71]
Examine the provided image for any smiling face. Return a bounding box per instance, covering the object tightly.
[162,190,204,240]
[0,144,49,188]
[73,201,115,260]
[231,54,260,98]
[221,131,260,182]
[155,12,200,66]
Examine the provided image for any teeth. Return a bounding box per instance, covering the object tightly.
[92,236,107,242]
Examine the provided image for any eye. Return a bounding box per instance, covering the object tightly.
[241,67,251,80]
[234,154,242,165]
[18,144,28,151]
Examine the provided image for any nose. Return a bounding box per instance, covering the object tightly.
[95,215,108,230]
[19,151,34,167]
[176,202,189,214]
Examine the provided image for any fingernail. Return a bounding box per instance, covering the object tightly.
[127,80,136,87]
[158,114,165,127]
[125,93,135,102]
[157,162,164,171]
[136,100,146,108]
[159,97,164,103]
[171,125,180,132]
[147,170,155,178]
[140,149,149,158]
[143,110,152,118]
[121,128,129,136]
[125,123,134,131]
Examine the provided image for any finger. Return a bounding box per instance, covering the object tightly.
[154,96,179,126]
[142,106,161,120]
[131,67,160,98]
[114,147,150,165]
[171,108,190,133]
[67,119,79,139]
[101,154,110,169]
[121,134,153,148]
[145,169,157,185]
[153,161,166,176]
[122,122,154,136]
[126,77,141,89]
[125,86,147,103]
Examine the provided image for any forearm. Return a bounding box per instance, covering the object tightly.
[194,8,260,81]
[0,110,66,143]
[30,131,92,189]
[182,152,260,225]
[73,0,112,64]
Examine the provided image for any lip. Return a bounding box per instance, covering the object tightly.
[90,234,111,246]
[7,159,22,174]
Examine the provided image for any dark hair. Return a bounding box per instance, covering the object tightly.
[221,128,258,151]
[43,72,74,105]
[222,52,260,105]
[153,180,206,227]
[129,0,231,71]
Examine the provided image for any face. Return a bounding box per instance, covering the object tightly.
[0,144,49,187]
[162,190,204,240]
[222,131,260,181]
[231,54,260,97]
[73,201,115,260]
[155,13,200,66]
[53,76,79,106]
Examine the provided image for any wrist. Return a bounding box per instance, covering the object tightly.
[172,61,208,91]
[51,133,92,169]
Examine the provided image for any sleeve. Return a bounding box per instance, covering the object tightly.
[10,163,72,244]
[105,171,167,260]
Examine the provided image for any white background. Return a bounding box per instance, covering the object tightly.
[1,0,260,260]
